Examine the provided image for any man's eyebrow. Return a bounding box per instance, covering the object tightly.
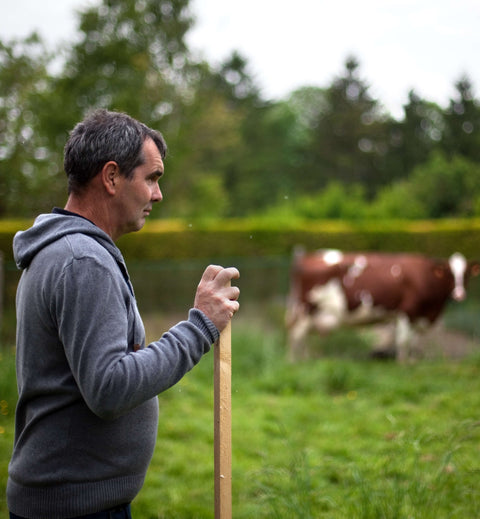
[148,169,164,179]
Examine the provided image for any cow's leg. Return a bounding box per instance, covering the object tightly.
[394,313,414,362]
[288,315,312,361]
[285,298,300,329]
[369,322,397,359]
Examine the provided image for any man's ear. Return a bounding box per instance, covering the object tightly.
[101,161,120,195]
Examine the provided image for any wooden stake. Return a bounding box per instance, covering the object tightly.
[214,316,232,519]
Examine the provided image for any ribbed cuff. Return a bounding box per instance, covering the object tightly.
[188,308,219,345]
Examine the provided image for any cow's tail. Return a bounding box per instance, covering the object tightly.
[285,246,306,327]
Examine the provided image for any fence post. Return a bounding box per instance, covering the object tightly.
[214,313,232,518]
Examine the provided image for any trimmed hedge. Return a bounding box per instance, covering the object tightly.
[114,218,480,262]
[1,217,480,263]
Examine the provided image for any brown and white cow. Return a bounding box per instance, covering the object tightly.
[286,248,480,361]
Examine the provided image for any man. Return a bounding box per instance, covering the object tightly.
[7,109,240,518]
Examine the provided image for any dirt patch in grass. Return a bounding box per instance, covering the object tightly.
[142,310,480,363]
[369,321,480,361]
[419,324,480,359]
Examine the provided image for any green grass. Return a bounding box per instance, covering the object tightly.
[1,312,480,518]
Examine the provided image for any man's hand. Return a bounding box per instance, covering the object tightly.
[194,265,240,332]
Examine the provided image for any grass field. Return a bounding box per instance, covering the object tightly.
[1,307,480,518]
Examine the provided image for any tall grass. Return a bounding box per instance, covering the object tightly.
[1,309,480,518]
[0,345,16,514]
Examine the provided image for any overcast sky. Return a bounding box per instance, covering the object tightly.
[1,0,479,118]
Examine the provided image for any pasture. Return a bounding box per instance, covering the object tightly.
[1,258,480,517]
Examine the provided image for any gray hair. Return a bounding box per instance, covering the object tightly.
[64,109,167,194]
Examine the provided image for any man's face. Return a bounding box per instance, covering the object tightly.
[114,137,164,237]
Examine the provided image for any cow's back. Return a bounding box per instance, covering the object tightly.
[342,253,454,322]
[290,250,455,322]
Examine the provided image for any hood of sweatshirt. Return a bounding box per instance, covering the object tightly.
[13,212,124,271]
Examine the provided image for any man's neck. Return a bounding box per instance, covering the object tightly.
[64,195,116,240]
[53,207,95,225]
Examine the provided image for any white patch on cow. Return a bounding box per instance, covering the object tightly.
[347,293,388,325]
[449,252,467,301]
[354,255,368,269]
[347,263,365,280]
[395,313,414,362]
[350,255,368,277]
[321,249,344,265]
[307,280,389,333]
[390,264,402,278]
[343,255,368,287]
[287,279,347,360]
[288,313,313,360]
[359,290,373,307]
[308,279,347,330]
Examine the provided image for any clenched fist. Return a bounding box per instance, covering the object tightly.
[194,265,240,332]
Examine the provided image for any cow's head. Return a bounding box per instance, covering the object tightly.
[447,252,480,301]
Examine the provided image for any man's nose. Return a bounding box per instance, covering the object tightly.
[152,183,163,202]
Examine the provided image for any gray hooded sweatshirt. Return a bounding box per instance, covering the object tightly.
[7,211,218,518]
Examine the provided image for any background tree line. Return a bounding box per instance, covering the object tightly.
[1,0,480,221]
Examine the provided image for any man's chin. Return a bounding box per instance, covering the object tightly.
[126,219,146,235]
[136,218,146,231]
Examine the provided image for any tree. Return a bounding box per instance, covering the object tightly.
[195,51,303,216]
[443,76,480,162]
[0,35,66,216]
[295,182,367,220]
[171,51,264,218]
[408,152,480,218]
[304,56,390,196]
[367,181,425,220]
[160,63,244,218]
[33,0,250,219]
[0,1,267,219]
[0,0,205,217]
[384,90,443,183]
[225,100,302,215]
[39,0,195,140]
[206,51,262,109]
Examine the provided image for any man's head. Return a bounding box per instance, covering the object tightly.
[64,109,167,195]
[63,109,167,240]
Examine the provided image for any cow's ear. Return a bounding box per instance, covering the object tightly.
[470,262,480,277]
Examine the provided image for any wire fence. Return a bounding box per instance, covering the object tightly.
[128,255,291,313]
[3,253,480,345]
[0,255,292,331]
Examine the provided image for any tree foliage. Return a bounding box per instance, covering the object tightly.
[443,77,480,162]
[300,57,391,196]
[0,35,64,216]
[0,0,480,221]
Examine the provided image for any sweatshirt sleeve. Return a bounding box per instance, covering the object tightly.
[56,255,216,420]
